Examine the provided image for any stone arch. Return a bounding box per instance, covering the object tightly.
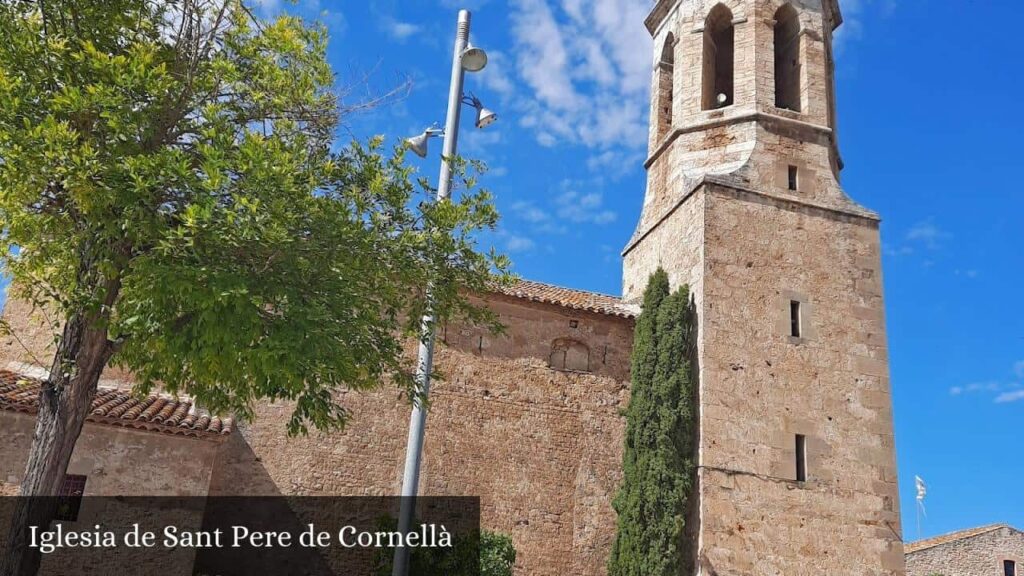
[655,34,675,142]
[774,3,802,111]
[549,338,591,372]
[702,4,735,110]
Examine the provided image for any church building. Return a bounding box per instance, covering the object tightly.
[0,1,905,574]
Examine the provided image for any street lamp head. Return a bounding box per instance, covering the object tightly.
[404,127,443,158]
[461,43,488,72]
[475,106,498,129]
[462,94,498,129]
[404,133,431,158]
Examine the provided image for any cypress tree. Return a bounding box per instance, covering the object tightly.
[608,268,696,576]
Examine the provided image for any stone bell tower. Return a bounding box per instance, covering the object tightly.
[622,1,906,574]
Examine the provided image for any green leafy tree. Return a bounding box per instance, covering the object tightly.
[608,268,696,576]
[373,523,516,576]
[0,1,507,573]
[479,531,516,576]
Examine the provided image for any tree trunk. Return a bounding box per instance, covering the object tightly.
[1,313,113,576]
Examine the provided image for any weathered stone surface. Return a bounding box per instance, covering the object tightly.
[0,410,220,496]
[0,1,908,574]
[906,525,1024,576]
[208,296,634,576]
[624,1,905,575]
[0,293,635,576]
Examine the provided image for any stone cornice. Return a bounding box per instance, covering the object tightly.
[645,0,677,35]
[825,0,843,30]
[644,111,835,170]
[648,0,843,35]
[622,174,879,257]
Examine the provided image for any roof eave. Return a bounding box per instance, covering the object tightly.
[645,0,676,36]
[826,0,843,30]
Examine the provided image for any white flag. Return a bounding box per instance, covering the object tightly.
[915,475,927,518]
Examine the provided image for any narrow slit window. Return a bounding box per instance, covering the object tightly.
[795,435,807,482]
[788,165,799,191]
[1005,560,1017,576]
[790,300,802,338]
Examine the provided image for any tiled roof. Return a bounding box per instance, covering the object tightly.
[904,524,1011,554]
[0,370,233,440]
[495,279,638,318]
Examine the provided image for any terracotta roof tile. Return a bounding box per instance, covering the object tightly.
[904,523,1011,554]
[494,279,638,318]
[0,370,232,440]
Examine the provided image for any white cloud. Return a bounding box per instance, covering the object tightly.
[461,130,503,156]
[510,201,549,224]
[505,234,536,253]
[883,243,913,258]
[477,51,516,98]
[955,382,1003,395]
[995,390,1024,404]
[835,0,898,53]
[586,148,646,180]
[505,0,652,165]
[508,180,618,232]
[249,0,346,33]
[886,219,946,258]
[509,200,566,234]
[950,361,1024,403]
[250,0,282,13]
[382,18,420,42]
[510,0,579,110]
[906,220,944,249]
[555,185,616,225]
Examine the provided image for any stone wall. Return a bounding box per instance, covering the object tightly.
[209,294,635,576]
[0,289,635,576]
[906,527,1024,576]
[627,177,904,576]
[0,296,136,389]
[0,411,221,496]
[696,181,903,575]
[0,412,220,575]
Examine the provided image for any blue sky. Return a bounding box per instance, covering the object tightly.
[2,0,1019,543]
[288,0,1020,541]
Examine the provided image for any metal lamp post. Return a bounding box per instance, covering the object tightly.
[393,9,496,576]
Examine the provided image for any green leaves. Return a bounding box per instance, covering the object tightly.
[0,0,508,435]
[608,269,696,576]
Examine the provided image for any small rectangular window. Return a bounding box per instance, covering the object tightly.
[55,474,87,522]
[1006,560,1017,576]
[790,300,802,338]
[788,165,799,191]
[795,435,807,482]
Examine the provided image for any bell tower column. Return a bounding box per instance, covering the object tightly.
[621,1,906,575]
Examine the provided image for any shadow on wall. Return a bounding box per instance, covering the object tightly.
[202,434,338,574]
[208,432,283,497]
[685,296,702,576]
